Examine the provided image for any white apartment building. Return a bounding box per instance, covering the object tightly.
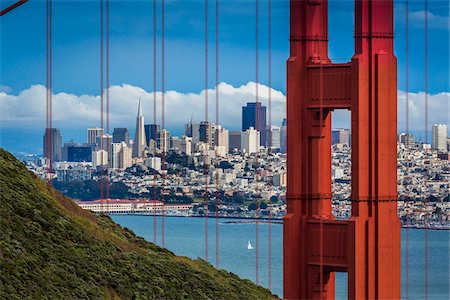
[432,124,448,151]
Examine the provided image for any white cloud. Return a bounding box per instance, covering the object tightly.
[397,90,450,133]
[1,83,448,136]
[0,82,286,132]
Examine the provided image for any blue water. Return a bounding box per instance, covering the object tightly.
[112,215,449,299]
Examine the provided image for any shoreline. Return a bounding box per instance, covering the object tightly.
[108,213,449,230]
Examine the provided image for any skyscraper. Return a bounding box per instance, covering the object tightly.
[144,124,160,146]
[43,128,62,162]
[199,121,212,146]
[332,128,350,145]
[113,128,130,145]
[229,131,242,150]
[267,125,281,150]
[87,128,103,145]
[185,122,200,143]
[432,124,448,151]
[132,99,147,157]
[159,129,170,153]
[280,118,287,153]
[241,127,260,154]
[242,102,267,147]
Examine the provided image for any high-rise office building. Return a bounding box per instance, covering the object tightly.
[242,102,267,147]
[332,128,350,145]
[144,124,160,146]
[92,149,108,169]
[113,128,130,145]
[96,134,113,152]
[87,128,103,145]
[398,133,415,147]
[199,121,213,146]
[229,131,242,150]
[132,99,147,157]
[215,127,229,151]
[43,128,62,162]
[241,127,260,154]
[185,122,200,143]
[110,142,132,170]
[171,136,181,151]
[159,129,170,153]
[62,143,92,162]
[180,136,193,155]
[432,124,448,151]
[280,118,287,153]
[267,125,281,150]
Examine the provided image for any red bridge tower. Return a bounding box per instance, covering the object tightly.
[284,0,400,299]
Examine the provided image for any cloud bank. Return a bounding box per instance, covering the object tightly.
[0,83,448,136]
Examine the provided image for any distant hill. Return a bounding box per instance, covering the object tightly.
[0,148,275,299]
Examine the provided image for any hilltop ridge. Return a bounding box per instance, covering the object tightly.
[0,148,275,299]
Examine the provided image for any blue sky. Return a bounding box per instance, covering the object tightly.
[1,0,449,152]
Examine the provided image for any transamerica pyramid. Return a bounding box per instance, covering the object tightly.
[132,98,147,157]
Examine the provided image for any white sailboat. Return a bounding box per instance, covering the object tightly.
[247,240,254,250]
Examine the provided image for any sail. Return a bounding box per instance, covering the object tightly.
[247,240,253,250]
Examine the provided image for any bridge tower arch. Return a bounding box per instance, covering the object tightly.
[284,0,400,299]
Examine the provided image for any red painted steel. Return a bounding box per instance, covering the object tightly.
[284,0,401,299]
[0,0,27,16]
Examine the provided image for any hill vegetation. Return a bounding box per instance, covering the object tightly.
[0,148,275,299]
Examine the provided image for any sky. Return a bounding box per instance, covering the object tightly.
[1,0,449,153]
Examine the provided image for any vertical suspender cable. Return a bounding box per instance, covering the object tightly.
[153,0,158,245]
[423,1,429,298]
[99,0,105,211]
[267,0,272,290]
[215,0,219,269]
[46,0,52,186]
[255,0,259,285]
[106,0,110,213]
[161,0,166,248]
[405,1,410,298]
[204,0,209,262]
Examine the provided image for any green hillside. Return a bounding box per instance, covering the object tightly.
[0,148,275,299]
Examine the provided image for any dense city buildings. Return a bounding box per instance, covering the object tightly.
[242,102,267,147]
[34,105,448,230]
[43,128,62,162]
[432,124,448,151]
[132,99,147,158]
